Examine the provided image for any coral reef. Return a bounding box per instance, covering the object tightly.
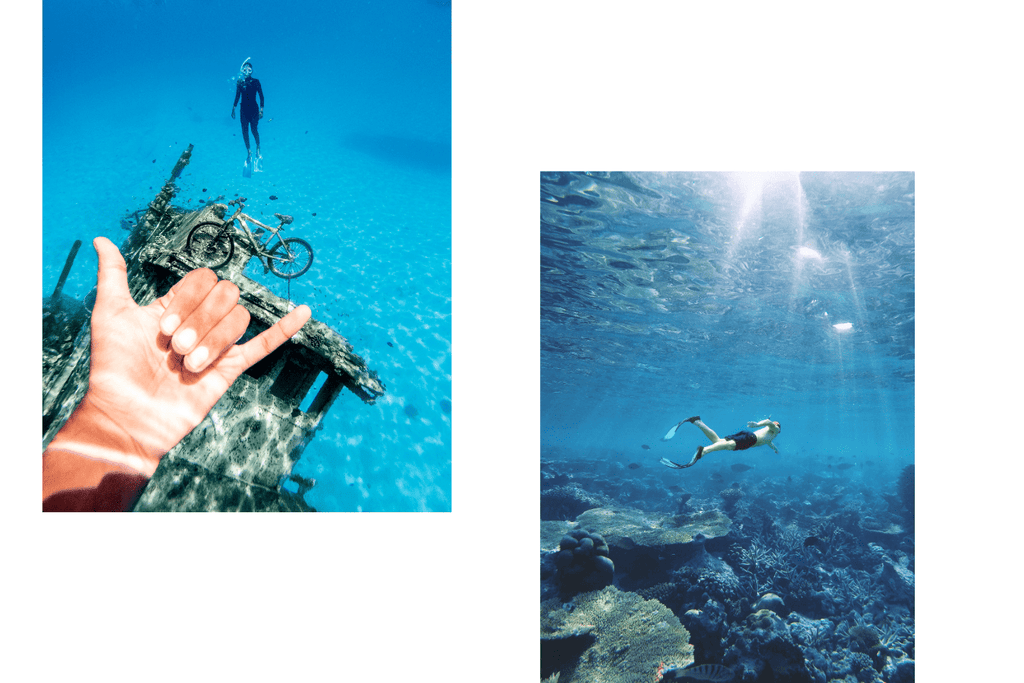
[723,609,815,682]
[542,483,614,521]
[539,447,915,683]
[751,593,785,615]
[541,586,693,683]
[897,464,914,526]
[719,487,743,513]
[574,505,732,589]
[554,528,615,598]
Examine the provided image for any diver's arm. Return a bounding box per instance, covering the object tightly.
[747,419,773,428]
[257,81,264,117]
[768,441,779,454]
[232,82,242,117]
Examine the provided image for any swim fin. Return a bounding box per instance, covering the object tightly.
[242,153,252,178]
[661,421,684,441]
[661,447,703,469]
[253,152,263,173]
[660,457,693,469]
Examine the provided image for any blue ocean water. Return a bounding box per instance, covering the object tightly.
[43,0,451,511]
[542,172,914,478]
[540,172,915,682]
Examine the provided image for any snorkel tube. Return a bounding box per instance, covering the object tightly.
[239,57,252,80]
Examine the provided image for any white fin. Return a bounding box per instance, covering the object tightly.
[661,421,683,441]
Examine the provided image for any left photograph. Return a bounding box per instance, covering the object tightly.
[42,0,451,512]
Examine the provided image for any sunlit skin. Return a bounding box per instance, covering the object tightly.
[43,236,311,510]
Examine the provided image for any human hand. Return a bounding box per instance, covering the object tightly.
[259,108,263,119]
[231,108,236,119]
[50,237,310,476]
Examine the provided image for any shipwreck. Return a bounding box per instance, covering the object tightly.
[42,144,385,511]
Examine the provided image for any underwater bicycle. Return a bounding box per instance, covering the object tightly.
[186,197,314,279]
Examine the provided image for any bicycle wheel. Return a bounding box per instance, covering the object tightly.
[186,221,234,268]
[268,237,314,279]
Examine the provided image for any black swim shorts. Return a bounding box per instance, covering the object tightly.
[725,430,757,451]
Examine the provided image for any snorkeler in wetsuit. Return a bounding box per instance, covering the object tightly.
[659,416,781,469]
[231,60,264,161]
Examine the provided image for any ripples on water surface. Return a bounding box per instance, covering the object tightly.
[541,172,914,462]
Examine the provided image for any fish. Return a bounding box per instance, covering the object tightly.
[836,463,855,470]
[404,404,419,418]
[664,663,735,681]
[709,472,724,481]
[269,195,279,200]
[628,463,642,470]
[642,444,651,450]
[667,485,684,493]
[731,464,753,472]
[803,536,821,547]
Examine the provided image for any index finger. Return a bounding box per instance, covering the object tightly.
[236,305,312,370]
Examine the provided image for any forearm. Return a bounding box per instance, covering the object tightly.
[42,449,149,511]
[44,393,161,509]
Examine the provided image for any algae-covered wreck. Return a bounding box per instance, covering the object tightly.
[42,144,385,511]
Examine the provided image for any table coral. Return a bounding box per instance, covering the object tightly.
[541,586,694,683]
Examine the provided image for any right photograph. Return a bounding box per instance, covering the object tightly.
[540,172,915,683]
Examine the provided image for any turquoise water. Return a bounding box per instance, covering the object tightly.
[43,0,451,511]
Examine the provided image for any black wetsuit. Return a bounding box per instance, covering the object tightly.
[233,76,264,153]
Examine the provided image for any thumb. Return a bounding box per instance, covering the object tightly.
[92,236,134,314]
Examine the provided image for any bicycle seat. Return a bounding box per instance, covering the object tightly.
[274,213,294,225]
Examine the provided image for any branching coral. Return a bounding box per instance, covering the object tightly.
[807,520,854,564]
[731,539,791,599]
[830,567,883,611]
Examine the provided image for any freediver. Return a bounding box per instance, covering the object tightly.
[659,416,781,469]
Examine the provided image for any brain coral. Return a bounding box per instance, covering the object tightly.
[555,528,615,598]
[541,586,694,683]
[751,593,786,615]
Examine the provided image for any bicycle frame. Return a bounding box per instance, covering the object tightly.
[224,207,294,266]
